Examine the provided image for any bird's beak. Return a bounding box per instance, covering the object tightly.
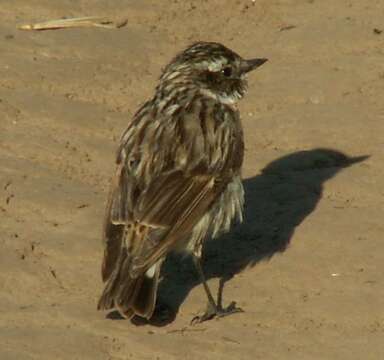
[241,58,268,73]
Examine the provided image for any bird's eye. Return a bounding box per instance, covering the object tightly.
[222,67,232,77]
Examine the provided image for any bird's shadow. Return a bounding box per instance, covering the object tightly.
[118,148,367,326]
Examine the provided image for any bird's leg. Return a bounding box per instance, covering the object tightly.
[190,255,243,324]
[192,255,218,321]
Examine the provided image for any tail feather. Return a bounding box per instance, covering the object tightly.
[131,265,161,317]
[101,223,124,282]
[98,253,161,320]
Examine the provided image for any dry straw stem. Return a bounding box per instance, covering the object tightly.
[18,16,127,31]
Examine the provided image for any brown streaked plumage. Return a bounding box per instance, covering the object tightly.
[97,42,267,322]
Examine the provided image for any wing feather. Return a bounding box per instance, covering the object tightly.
[129,172,217,275]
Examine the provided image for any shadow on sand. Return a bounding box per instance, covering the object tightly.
[108,148,367,325]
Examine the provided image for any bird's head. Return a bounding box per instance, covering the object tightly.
[159,42,268,104]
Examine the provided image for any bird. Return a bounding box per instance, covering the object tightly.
[97,41,268,323]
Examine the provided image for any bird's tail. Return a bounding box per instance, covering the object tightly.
[97,249,161,319]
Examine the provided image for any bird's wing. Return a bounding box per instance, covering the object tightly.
[101,99,243,280]
[131,170,219,273]
[102,166,219,280]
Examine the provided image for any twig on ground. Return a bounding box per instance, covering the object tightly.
[18,16,127,31]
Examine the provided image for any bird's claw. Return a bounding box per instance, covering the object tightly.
[190,301,244,325]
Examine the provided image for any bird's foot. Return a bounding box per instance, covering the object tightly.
[191,301,243,325]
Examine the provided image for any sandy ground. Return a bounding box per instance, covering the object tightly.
[1,1,384,359]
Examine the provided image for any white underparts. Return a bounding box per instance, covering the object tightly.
[145,264,156,278]
[185,175,244,253]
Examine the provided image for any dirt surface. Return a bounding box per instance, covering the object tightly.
[1,1,383,359]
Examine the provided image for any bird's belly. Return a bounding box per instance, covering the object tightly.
[175,175,244,255]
